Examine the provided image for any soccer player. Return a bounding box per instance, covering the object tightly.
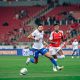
[26,25,63,71]
[49,24,65,71]
[72,39,79,58]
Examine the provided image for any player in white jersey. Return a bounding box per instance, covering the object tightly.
[26,25,63,71]
[72,39,79,58]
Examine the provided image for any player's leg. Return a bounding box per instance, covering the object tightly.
[26,49,39,64]
[30,50,39,64]
[57,49,65,58]
[79,49,80,57]
[40,48,63,71]
[26,49,31,64]
[44,51,63,71]
[26,57,30,64]
[72,50,75,58]
[49,47,58,61]
[49,47,58,71]
[76,49,79,58]
[52,55,57,61]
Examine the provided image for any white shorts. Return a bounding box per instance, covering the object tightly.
[49,46,61,55]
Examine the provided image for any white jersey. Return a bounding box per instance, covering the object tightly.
[72,41,78,50]
[32,29,44,49]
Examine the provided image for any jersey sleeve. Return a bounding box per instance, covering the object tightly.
[31,30,36,36]
[49,32,53,40]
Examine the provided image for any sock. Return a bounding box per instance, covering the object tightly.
[30,58,35,63]
[57,55,65,58]
[26,57,30,63]
[50,58,57,66]
[54,59,57,61]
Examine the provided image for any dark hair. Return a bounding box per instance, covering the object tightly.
[38,24,42,26]
[54,24,59,26]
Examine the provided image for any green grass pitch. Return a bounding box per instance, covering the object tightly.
[0,56,80,80]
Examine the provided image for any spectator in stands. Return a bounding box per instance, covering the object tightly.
[40,16,46,25]
[18,9,28,19]
[47,17,51,26]
[67,11,76,23]
[19,27,23,32]
[47,0,54,8]
[62,2,70,6]
[50,16,54,25]
[22,27,26,34]
[15,13,19,19]
[52,16,56,25]
[35,17,42,26]
[70,21,78,37]
[54,0,59,7]
[13,44,17,49]
[70,29,77,37]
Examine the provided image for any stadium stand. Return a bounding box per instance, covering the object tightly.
[0,6,47,44]
[34,4,80,45]
[0,0,80,45]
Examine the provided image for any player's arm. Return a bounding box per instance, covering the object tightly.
[49,40,57,44]
[28,33,35,40]
[28,31,40,42]
[43,41,48,46]
[61,36,67,42]
[49,32,57,44]
[61,34,70,47]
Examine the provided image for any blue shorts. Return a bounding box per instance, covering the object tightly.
[32,48,48,58]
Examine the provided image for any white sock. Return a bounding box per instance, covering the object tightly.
[54,59,57,61]
[57,55,65,59]
[26,57,30,63]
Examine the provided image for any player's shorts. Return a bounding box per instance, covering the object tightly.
[32,48,49,58]
[49,46,61,55]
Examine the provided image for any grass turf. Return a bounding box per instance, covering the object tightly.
[0,56,80,80]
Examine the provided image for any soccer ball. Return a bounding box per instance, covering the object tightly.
[20,68,28,75]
